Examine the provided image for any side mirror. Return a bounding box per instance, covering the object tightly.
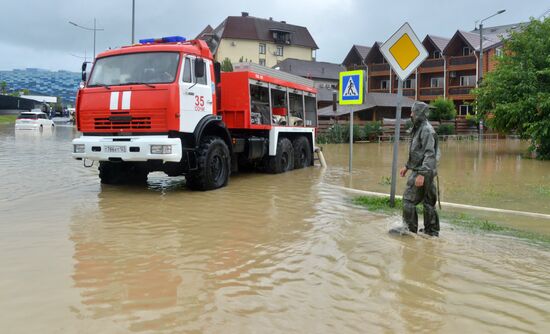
[81,62,87,82]
[194,58,205,78]
[81,61,92,83]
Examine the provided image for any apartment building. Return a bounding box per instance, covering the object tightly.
[198,12,318,68]
[343,23,523,116]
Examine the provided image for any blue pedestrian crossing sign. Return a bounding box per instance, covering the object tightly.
[339,70,364,105]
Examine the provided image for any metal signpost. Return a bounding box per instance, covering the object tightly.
[338,70,365,173]
[379,23,428,207]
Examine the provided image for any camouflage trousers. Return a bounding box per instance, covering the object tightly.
[403,172,440,235]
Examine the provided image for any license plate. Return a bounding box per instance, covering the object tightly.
[104,145,126,153]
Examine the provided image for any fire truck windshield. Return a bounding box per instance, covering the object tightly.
[88,52,180,87]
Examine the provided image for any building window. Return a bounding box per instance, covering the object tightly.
[460,75,476,87]
[462,46,473,56]
[259,58,266,66]
[433,51,442,59]
[430,77,444,88]
[459,104,474,116]
[259,43,266,55]
[495,47,503,57]
[276,45,284,57]
[404,79,415,89]
[380,80,389,90]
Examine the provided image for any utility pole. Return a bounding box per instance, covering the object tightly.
[478,9,505,83]
[132,0,135,44]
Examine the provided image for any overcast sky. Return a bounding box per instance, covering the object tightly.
[0,0,547,72]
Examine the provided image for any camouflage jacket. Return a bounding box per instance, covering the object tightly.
[405,117,438,178]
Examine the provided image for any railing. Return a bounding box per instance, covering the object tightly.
[420,58,444,68]
[369,63,390,72]
[448,86,475,95]
[346,64,367,71]
[370,88,390,93]
[449,55,476,66]
[419,87,444,96]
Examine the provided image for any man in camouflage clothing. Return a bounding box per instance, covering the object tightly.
[398,101,440,237]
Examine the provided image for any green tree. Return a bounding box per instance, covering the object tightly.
[474,18,550,159]
[428,97,456,122]
[0,81,7,95]
[220,58,233,72]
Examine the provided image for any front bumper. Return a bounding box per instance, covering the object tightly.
[72,135,182,162]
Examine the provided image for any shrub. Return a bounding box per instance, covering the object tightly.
[436,124,455,135]
[429,98,456,122]
[465,114,479,127]
[364,121,383,140]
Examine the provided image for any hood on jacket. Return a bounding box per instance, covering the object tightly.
[411,101,431,126]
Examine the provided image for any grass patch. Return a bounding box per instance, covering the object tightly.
[353,196,402,213]
[353,195,550,245]
[0,115,17,124]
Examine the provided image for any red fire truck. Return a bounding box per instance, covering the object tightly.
[72,36,318,190]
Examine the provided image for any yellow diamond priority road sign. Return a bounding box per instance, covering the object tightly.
[379,23,428,81]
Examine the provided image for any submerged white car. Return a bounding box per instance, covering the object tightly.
[15,111,55,131]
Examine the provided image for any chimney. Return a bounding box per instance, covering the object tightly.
[281,21,286,24]
[269,17,273,20]
[241,12,249,17]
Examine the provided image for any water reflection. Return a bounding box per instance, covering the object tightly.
[1,125,550,333]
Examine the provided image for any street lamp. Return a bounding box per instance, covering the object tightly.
[478,9,505,83]
[69,18,104,60]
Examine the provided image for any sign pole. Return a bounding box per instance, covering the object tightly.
[349,107,353,173]
[390,78,403,207]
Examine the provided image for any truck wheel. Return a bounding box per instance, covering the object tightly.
[292,136,312,169]
[99,161,127,185]
[186,136,230,191]
[99,162,148,185]
[265,137,294,174]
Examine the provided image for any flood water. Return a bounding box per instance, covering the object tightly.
[1,125,549,333]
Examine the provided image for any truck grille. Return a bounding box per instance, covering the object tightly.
[94,116,152,130]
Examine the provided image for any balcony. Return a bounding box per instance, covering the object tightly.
[419,87,444,96]
[391,88,415,97]
[448,85,475,97]
[420,58,444,68]
[369,63,390,75]
[447,55,477,72]
[370,88,390,93]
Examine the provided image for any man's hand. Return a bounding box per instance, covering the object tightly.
[399,167,408,177]
[415,175,425,187]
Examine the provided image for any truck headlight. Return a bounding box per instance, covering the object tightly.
[150,145,172,154]
[73,144,85,153]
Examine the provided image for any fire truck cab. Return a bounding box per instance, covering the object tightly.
[72,37,318,190]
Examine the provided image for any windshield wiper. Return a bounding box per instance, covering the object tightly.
[90,84,111,90]
[123,82,156,88]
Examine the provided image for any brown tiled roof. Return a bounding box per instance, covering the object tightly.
[354,45,371,59]
[458,30,501,51]
[342,44,371,66]
[275,58,344,80]
[425,35,450,52]
[214,15,318,49]
[195,25,213,40]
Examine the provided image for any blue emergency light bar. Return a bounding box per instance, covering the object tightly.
[138,36,186,44]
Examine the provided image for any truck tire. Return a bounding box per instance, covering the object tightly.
[186,136,230,191]
[99,162,148,185]
[292,136,312,169]
[264,137,294,174]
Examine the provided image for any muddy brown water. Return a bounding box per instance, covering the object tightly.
[0,125,549,333]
